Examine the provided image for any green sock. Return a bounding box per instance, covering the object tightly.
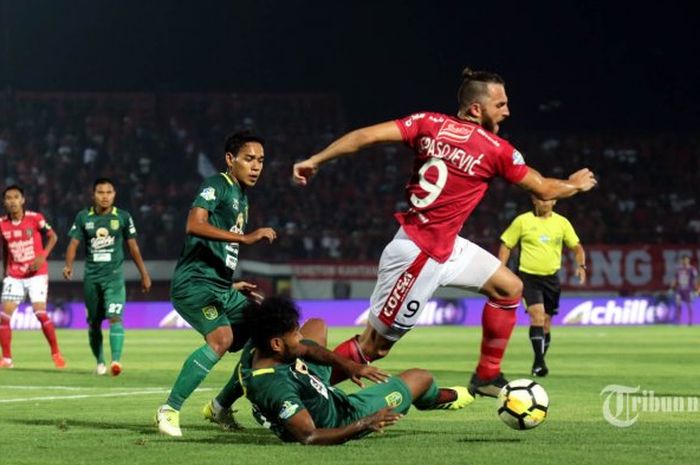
[88,324,105,364]
[413,380,440,410]
[167,344,221,410]
[109,321,125,362]
[215,370,244,409]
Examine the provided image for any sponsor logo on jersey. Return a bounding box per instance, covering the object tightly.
[381,271,417,319]
[90,227,115,250]
[404,113,426,127]
[232,198,239,210]
[512,150,525,165]
[201,305,219,320]
[85,222,94,230]
[309,374,329,399]
[385,391,403,408]
[278,400,300,420]
[200,187,216,201]
[294,359,309,374]
[110,219,120,230]
[437,120,474,144]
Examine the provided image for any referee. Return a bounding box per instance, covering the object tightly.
[498,195,586,377]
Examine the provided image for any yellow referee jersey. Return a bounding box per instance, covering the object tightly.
[500,211,580,276]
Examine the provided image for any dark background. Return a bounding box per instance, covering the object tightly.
[1,0,697,132]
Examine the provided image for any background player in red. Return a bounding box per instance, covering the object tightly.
[0,185,65,369]
[293,67,598,397]
[670,255,698,325]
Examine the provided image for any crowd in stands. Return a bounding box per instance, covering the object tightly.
[0,92,698,263]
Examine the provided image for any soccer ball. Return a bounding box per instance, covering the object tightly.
[497,378,549,430]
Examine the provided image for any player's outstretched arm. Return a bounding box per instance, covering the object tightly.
[285,407,400,445]
[517,167,597,200]
[293,121,403,186]
[63,238,80,280]
[186,207,276,245]
[126,238,152,293]
[298,342,390,387]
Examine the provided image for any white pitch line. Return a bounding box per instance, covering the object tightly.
[0,387,214,403]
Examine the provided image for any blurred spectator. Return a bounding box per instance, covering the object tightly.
[0,92,697,261]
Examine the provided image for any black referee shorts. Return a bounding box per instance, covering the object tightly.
[519,271,561,315]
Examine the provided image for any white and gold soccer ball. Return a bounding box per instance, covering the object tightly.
[497,378,549,430]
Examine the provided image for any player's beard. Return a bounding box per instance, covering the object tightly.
[481,114,497,133]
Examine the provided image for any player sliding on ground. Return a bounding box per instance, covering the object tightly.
[238,297,472,445]
[293,67,598,397]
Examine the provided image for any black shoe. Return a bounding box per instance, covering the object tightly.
[531,363,549,377]
[468,372,508,398]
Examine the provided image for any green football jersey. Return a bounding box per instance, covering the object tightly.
[68,206,137,282]
[237,341,354,442]
[172,172,248,290]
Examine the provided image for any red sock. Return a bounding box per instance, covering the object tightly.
[0,314,12,358]
[36,312,60,355]
[329,335,370,385]
[476,298,519,380]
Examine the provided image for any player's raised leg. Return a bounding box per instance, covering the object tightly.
[157,294,233,437]
[470,265,521,396]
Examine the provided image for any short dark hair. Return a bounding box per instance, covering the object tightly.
[244,297,300,352]
[225,130,264,157]
[457,67,505,112]
[93,178,115,191]
[3,185,24,197]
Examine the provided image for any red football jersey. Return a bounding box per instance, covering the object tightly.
[394,112,529,262]
[0,211,53,278]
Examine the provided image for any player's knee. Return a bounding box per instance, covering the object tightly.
[208,330,234,356]
[400,368,434,397]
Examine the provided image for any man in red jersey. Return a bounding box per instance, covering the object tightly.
[293,68,597,397]
[0,186,65,369]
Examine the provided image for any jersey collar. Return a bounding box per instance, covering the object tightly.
[89,206,118,216]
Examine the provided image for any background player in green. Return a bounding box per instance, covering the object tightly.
[155,131,278,437]
[238,297,472,445]
[498,195,586,377]
[63,178,152,376]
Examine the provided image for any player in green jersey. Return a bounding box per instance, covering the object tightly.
[155,130,278,437]
[63,178,151,376]
[238,297,473,445]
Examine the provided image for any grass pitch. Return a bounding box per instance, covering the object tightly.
[1,326,699,465]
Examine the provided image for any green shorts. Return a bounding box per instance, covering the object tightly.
[171,281,249,338]
[84,279,126,325]
[305,355,412,422]
[346,377,413,420]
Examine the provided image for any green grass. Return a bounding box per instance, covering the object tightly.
[1,326,699,465]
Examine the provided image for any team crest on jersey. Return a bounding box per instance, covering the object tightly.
[278,400,300,420]
[384,391,403,408]
[201,305,219,320]
[25,228,32,238]
[200,187,216,201]
[512,150,525,165]
[110,219,120,230]
[437,120,474,144]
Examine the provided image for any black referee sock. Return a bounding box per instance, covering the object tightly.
[529,326,546,366]
[544,332,551,355]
